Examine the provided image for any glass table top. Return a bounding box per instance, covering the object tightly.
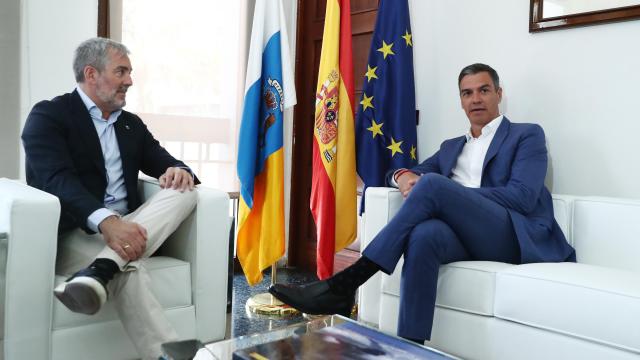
[192,315,458,360]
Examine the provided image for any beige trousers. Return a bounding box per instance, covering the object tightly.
[56,188,198,360]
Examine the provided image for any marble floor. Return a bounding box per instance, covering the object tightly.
[226,267,319,339]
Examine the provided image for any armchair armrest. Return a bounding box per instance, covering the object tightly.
[358,187,403,327]
[1,178,60,360]
[137,177,231,342]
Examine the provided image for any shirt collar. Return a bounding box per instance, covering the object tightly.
[464,115,503,142]
[76,86,122,124]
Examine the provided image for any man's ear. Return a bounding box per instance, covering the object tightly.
[83,66,97,83]
[497,87,503,103]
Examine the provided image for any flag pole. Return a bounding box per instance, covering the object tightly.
[271,264,277,286]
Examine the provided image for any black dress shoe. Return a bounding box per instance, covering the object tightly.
[268,281,354,317]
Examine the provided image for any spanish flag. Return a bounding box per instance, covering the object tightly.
[237,0,296,286]
[311,0,357,280]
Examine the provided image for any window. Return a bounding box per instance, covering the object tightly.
[110,0,246,191]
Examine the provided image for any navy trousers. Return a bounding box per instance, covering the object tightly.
[362,173,521,340]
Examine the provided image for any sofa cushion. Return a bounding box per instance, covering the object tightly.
[53,256,192,329]
[572,198,640,272]
[495,262,640,353]
[552,195,573,245]
[382,260,514,316]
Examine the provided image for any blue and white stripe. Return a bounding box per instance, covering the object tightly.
[237,0,297,209]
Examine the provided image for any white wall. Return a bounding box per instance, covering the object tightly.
[0,0,21,178]
[410,0,640,199]
[19,0,98,179]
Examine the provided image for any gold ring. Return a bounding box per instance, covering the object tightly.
[123,244,131,249]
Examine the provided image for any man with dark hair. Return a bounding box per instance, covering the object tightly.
[270,63,575,344]
[22,37,197,359]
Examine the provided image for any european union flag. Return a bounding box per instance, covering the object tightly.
[355,0,417,207]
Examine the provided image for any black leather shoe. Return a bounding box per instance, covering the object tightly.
[268,281,354,317]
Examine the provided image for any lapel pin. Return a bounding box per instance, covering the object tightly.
[125,124,130,130]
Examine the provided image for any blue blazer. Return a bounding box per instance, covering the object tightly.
[408,118,575,263]
[22,90,198,234]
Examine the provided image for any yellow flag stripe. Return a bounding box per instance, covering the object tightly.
[237,149,285,286]
[334,79,356,252]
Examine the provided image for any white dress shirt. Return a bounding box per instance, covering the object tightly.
[450,115,503,188]
[77,87,128,232]
[392,115,503,188]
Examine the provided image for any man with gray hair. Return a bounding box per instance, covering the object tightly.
[22,37,197,359]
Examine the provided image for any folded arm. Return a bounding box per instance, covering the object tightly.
[137,119,200,187]
[388,149,442,197]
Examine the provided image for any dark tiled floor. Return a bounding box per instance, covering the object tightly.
[227,267,319,338]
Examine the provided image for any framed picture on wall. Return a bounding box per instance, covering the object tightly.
[530,0,640,32]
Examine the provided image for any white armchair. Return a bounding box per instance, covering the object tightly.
[0,177,230,360]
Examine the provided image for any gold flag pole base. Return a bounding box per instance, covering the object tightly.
[245,264,300,317]
[245,293,300,317]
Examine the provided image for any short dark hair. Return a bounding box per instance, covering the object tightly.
[458,63,500,90]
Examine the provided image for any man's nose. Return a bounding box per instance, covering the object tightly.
[471,92,482,103]
[124,73,133,86]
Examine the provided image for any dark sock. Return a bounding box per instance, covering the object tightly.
[403,336,425,345]
[326,256,380,295]
[85,258,120,283]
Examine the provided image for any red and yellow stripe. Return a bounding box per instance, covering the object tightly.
[311,0,356,280]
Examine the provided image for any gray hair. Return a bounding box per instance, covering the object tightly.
[458,63,500,90]
[73,37,130,83]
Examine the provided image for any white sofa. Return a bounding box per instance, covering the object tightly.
[0,177,230,360]
[359,187,640,360]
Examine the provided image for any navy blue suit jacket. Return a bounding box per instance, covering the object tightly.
[406,118,575,263]
[22,90,198,234]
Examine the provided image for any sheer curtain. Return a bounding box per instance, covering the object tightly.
[110,0,248,191]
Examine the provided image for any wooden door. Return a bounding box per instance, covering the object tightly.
[289,0,378,273]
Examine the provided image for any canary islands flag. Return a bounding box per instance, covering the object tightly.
[237,0,296,286]
[311,0,357,280]
[355,0,417,203]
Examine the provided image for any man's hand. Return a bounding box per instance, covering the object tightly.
[159,167,195,192]
[397,172,420,198]
[99,215,147,261]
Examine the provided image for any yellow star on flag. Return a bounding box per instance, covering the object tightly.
[364,65,378,82]
[360,93,374,112]
[387,137,403,157]
[402,30,413,47]
[377,40,395,59]
[367,119,384,138]
[410,145,417,160]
